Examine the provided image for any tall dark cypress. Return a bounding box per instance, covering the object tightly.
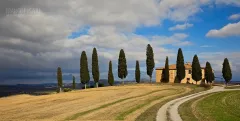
[222,58,232,86]
[205,62,214,84]
[146,44,155,83]
[92,48,100,88]
[163,56,169,83]
[108,61,114,86]
[135,60,141,83]
[80,51,90,89]
[57,67,63,92]
[176,48,185,83]
[118,49,128,85]
[72,76,76,89]
[192,55,202,84]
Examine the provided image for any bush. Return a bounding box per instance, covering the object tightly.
[63,88,72,92]
[81,85,93,89]
[99,83,104,87]
[199,83,211,88]
[56,89,60,93]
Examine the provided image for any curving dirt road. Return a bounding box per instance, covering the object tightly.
[156,86,240,121]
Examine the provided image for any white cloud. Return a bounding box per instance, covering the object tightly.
[199,52,240,72]
[200,45,213,48]
[206,21,240,37]
[174,41,193,46]
[151,33,191,46]
[228,13,240,20]
[0,0,239,83]
[215,0,240,6]
[169,23,194,31]
[172,33,189,39]
[200,0,211,4]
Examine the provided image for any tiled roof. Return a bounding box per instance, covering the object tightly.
[156,63,205,70]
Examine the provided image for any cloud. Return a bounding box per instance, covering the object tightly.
[151,33,192,46]
[228,13,240,20]
[206,21,240,37]
[198,52,240,81]
[200,45,213,48]
[215,0,240,6]
[169,23,193,31]
[174,41,193,46]
[0,0,238,84]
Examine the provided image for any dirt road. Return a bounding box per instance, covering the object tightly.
[156,86,240,121]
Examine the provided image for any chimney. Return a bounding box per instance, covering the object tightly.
[186,62,191,65]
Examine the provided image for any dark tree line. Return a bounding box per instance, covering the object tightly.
[222,58,232,86]
[205,62,214,85]
[176,48,185,83]
[57,67,63,92]
[80,51,90,89]
[108,61,114,86]
[56,45,232,91]
[118,49,128,85]
[135,60,140,83]
[72,76,76,89]
[92,48,100,88]
[162,56,169,83]
[146,44,155,83]
[192,55,202,84]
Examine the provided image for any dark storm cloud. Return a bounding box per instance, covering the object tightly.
[0,0,239,85]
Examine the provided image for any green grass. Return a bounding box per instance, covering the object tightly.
[135,85,209,121]
[178,94,208,121]
[179,91,240,121]
[225,86,240,89]
[64,88,175,120]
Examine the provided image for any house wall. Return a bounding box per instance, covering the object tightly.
[155,69,205,85]
[156,70,162,83]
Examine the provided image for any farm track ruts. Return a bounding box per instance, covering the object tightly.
[0,85,161,120]
[0,84,189,121]
[65,88,180,120]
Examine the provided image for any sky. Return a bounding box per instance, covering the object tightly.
[0,0,240,85]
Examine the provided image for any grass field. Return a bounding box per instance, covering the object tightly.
[225,85,240,89]
[179,91,240,121]
[0,84,205,121]
[135,84,209,121]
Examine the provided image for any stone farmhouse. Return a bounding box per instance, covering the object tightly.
[156,62,206,84]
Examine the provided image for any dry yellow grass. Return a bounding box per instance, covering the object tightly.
[0,84,192,121]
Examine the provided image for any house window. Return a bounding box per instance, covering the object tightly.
[189,70,192,74]
[187,78,191,84]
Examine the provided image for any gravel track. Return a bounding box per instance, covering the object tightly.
[156,86,240,121]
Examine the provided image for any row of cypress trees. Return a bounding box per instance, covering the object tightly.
[57,45,232,91]
[56,44,155,91]
[161,48,232,85]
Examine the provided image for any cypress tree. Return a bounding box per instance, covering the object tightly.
[192,55,202,84]
[146,44,155,83]
[108,61,114,86]
[72,76,76,89]
[222,58,232,86]
[92,48,100,88]
[57,67,63,92]
[118,49,128,85]
[176,48,185,83]
[205,62,214,85]
[135,60,141,83]
[163,56,169,83]
[80,51,90,89]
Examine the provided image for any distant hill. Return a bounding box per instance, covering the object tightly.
[1,79,238,97]
[0,79,131,97]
